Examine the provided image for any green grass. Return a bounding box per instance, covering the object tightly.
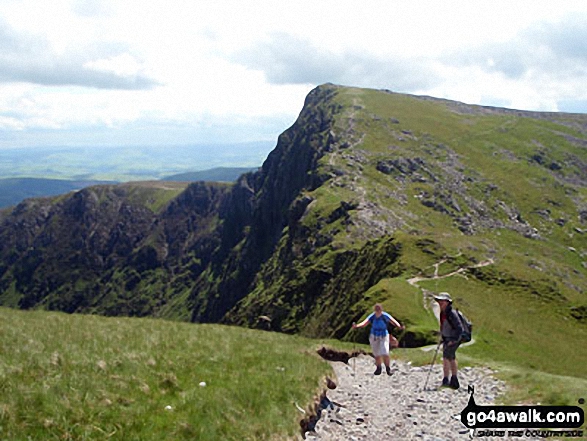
[3,84,587,437]
[1,296,585,440]
[322,85,587,366]
[492,364,587,408]
[120,181,189,213]
[0,308,333,440]
[414,271,587,378]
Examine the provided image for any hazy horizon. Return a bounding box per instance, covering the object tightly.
[0,141,275,182]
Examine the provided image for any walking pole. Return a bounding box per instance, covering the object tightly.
[423,339,442,391]
[395,327,407,347]
[352,323,357,377]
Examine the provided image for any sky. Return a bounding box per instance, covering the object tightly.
[1,0,587,149]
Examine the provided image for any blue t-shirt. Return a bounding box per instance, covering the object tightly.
[368,312,392,337]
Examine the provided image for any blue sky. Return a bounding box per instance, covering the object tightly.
[1,0,587,149]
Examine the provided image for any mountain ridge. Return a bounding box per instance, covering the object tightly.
[0,167,260,209]
[0,84,586,377]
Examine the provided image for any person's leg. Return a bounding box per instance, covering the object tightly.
[450,358,458,376]
[383,355,394,375]
[441,343,451,386]
[442,358,451,386]
[449,354,460,389]
[381,337,392,374]
[370,335,382,374]
[374,355,382,374]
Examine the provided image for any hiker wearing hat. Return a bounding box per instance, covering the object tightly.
[352,303,404,376]
[434,292,463,389]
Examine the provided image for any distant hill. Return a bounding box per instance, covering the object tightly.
[1,84,586,383]
[0,167,258,208]
[162,167,257,182]
[0,177,113,208]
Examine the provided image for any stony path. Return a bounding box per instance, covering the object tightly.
[306,257,537,440]
[308,355,534,441]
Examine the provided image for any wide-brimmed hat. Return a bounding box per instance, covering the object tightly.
[433,292,452,302]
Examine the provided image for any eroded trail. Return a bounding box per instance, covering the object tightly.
[407,257,495,288]
[305,258,508,439]
[408,257,495,325]
[308,356,533,441]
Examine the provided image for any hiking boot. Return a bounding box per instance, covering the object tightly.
[441,377,450,387]
[386,365,393,376]
[450,376,460,390]
[374,365,382,375]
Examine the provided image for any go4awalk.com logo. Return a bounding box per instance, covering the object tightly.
[461,386,585,438]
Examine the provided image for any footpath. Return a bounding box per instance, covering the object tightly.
[308,355,539,441]
[306,257,544,440]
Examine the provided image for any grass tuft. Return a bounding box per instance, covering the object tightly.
[0,307,332,440]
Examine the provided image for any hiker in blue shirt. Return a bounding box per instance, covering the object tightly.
[353,303,404,376]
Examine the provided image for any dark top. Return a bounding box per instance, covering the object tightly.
[440,304,463,341]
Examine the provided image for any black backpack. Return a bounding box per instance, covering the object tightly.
[455,309,472,342]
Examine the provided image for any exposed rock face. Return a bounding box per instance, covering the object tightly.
[0,85,346,325]
[188,85,343,322]
[0,84,586,343]
[0,182,229,315]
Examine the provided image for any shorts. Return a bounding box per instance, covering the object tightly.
[369,334,390,357]
[443,340,461,360]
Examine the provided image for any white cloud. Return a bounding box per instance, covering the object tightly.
[0,19,159,90]
[449,12,587,80]
[234,33,439,91]
[0,0,586,148]
[439,11,587,111]
[83,54,149,80]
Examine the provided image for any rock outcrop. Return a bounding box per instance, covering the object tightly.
[0,84,585,346]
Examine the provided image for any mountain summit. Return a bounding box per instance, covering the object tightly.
[0,84,586,373]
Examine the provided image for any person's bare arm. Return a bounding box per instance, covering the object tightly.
[386,313,403,329]
[352,317,370,328]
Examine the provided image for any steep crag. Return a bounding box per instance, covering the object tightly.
[0,84,586,358]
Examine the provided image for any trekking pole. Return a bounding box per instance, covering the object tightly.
[352,323,356,377]
[423,338,442,391]
[396,327,407,347]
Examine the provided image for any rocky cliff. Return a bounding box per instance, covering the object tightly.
[1,85,586,351]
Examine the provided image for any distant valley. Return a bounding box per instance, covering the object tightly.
[0,142,270,207]
[0,167,256,208]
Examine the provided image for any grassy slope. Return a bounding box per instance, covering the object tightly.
[1,306,584,441]
[2,86,586,436]
[294,87,587,402]
[0,307,335,441]
[116,181,190,213]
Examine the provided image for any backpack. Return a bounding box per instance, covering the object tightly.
[455,309,472,342]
